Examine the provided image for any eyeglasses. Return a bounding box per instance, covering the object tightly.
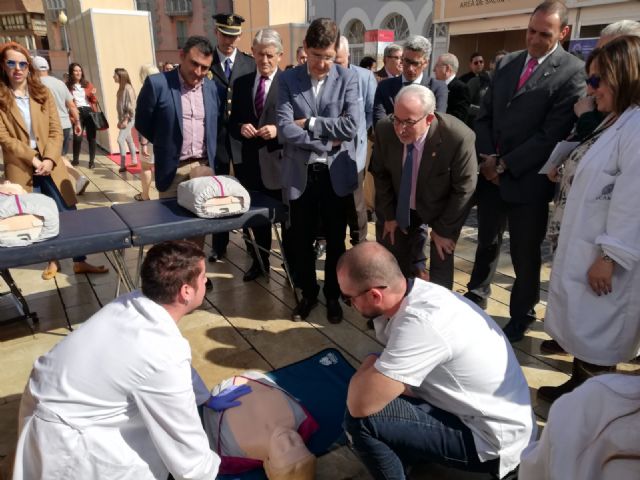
[340,285,387,307]
[5,60,29,70]
[586,75,601,89]
[386,55,402,60]
[473,60,484,65]
[402,57,424,68]
[390,113,427,129]
[309,53,335,63]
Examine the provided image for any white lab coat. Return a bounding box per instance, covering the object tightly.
[545,106,640,365]
[519,374,640,480]
[12,291,220,480]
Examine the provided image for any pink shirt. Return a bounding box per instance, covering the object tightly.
[178,73,207,161]
[403,128,429,210]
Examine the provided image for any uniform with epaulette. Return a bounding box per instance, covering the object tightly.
[208,13,256,261]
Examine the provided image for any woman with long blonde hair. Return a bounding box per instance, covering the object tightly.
[134,63,159,201]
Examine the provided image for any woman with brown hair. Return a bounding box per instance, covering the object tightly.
[0,43,107,278]
[114,67,138,173]
[66,62,98,168]
[538,35,640,403]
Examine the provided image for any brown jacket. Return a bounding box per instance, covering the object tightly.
[0,90,76,206]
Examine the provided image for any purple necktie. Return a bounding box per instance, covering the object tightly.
[517,57,538,91]
[254,75,267,118]
[224,58,232,80]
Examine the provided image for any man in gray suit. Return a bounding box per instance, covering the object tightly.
[276,18,360,323]
[335,35,377,244]
[371,85,477,287]
[464,0,585,342]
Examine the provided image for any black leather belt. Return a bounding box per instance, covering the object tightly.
[307,162,328,172]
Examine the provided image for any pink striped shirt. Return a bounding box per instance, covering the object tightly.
[178,73,207,161]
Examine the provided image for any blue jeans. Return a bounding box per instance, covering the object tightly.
[344,396,500,480]
[33,175,86,263]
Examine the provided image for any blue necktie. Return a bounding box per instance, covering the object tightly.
[396,144,415,230]
[224,58,232,80]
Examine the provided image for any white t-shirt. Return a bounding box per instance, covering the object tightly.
[373,279,536,479]
[72,82,90,108]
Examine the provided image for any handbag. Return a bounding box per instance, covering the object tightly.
[89,101,109,131]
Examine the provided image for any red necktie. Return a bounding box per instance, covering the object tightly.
[517,57,538,91]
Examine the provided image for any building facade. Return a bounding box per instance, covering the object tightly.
[433,0,640,76]
[0,0,48,50]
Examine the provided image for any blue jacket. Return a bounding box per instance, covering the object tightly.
[135,69,219,192]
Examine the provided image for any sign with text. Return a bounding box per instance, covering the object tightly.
[438,0,539,20]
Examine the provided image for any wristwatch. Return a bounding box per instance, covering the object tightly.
[495,158,506,174]
[601,251,614,263]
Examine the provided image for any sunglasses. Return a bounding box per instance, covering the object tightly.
[585,75,601,89]
[340,285,387,307]
[5,60,29,70]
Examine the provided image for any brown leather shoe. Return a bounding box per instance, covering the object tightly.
[73,261,109,274]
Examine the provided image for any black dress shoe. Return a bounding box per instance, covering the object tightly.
[540,339,568,355]
[292,297,318,320]
[71,159,80,166]
[326,299,343,324]
[242,263,267,282]
[208,249,226,262]
[502,318,534,343]
[205,278,213,291]
[463,291,488,309]
[88,160,95,169]
[537,377,582,404]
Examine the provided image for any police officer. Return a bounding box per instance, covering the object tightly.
[209,13,256,261]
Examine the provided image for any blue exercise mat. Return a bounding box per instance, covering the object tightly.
[216,348,356,480]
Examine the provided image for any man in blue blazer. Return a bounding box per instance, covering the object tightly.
[335,35,377,244]
[276,18,360,324]
[136,36,219,196]
[373,35,448,126]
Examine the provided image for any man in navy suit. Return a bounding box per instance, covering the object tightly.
[135,35,219,198]
[433,53,471,122]
[335,35,377,244]
[228,29,285,282]
[373,35,448,126]
[206,14,257,262]
[464,0,585,342]
[276,18,360,324]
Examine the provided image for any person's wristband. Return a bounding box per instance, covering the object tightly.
[304,118,311,130]
[601,251,614,263]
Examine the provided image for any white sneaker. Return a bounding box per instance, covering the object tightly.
[76,176,90,195]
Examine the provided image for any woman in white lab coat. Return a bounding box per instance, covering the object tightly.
[519,373,640,480]
[539,36,640,403]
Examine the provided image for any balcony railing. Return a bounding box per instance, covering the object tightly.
[166,0,192,16]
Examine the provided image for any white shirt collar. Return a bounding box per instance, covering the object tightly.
[401,72,424,85]
[445,74,455,85]
[525,42,558,68]
[217,47,238,65]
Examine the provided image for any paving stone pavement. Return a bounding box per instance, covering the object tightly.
[0,149,637,480]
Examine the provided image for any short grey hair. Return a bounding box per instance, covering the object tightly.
[339,35,349,52]
[601,20,640,38]
[403,35,432,60]
[439,53,459,73]
[383,43,403,57]
[140,63,160,82]
[395,84,436,116]
[253,28,283,53]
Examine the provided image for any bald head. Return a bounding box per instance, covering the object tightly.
[337,242,404,290]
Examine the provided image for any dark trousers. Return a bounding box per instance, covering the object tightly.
[467,181,549,324]
[33,176,85,263]
[376,210,455,289]
[288,165,349,301]
[73,106,97,164]
[62,127,71,156]
[344,396,500,480]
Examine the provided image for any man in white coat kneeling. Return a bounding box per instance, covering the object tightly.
[12,241,220,480]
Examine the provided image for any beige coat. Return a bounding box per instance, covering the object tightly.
[0,89,76,207]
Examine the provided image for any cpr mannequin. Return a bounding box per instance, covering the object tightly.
[0,182,59,246]
[177,165,250,218]
[203,371,318,479]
